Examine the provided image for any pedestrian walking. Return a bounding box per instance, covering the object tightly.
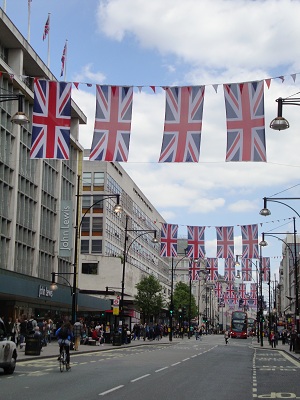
[73,318,84,350]
[224,330,229,345]
[270,331,276,348]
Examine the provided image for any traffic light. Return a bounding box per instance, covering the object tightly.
[169,309,174,317]
[182,307,187,316]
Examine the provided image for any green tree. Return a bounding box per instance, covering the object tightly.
[173,281,197,319]
[135,275,165,323]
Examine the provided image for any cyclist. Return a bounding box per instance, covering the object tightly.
[55,321,73,369]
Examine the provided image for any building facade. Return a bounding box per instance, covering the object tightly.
[0,9,110,323]
[78,158,170,328]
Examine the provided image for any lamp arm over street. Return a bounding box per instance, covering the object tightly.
[120,214,158,327]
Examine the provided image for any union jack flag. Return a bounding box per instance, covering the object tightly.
[189,259,200,281]
[241,258,253,281]
[160,223,178,257]
[238,283,247,301]
[30,80,71,159]
[187,226,205,259]
[60,41,67,77]
[159,86,205,162]
[90,85,133,162]
[216,226,234,259]
[223,80,266,162]
[214,282,223,299]
[43,15,50,41]
[226,283,238,302]
[206,258,218,281]
[241,224,259,259]
[250,283,257,299]
[261,257,270,282]
[224,258,235,281]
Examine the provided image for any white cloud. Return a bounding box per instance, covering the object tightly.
[97,0,300,72]
[228,200,259,213]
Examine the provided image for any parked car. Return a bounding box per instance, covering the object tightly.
[0,339,17,374]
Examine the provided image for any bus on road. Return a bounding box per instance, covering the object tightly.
[230,311,248,339]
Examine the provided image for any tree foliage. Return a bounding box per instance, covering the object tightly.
[135,275,165,323]
[173,281,197,319]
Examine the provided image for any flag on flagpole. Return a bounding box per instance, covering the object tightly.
[60,41,67,77]
[43,15,50,41]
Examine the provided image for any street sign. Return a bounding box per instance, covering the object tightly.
[113,298,120,306]
[113,306,119,315]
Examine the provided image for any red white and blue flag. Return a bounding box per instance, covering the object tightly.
[250,283,257,299]
[241,224,259,259]
[90,85,133,162]
[223,80,266,162]
[226,283,237,302]
[262,257,270,282]
[43,15,50,41]
[238,283,247,301]
[241,258,253,281]
[214,282,223,299]
[216,226,234,259]
[189,259,200,281]
[30,80,71,159]
[187,225,205,259]
[224,258,235,281]
[60,41,67,77]
[206,258,218,281]
[159,86,205,162]
[160,223,178,257]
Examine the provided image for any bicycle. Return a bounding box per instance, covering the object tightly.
[59,343,70,372]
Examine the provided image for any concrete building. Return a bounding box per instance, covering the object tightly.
[0,8,110,323]
[78,157,170,328]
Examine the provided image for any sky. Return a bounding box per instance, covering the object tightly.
[4,0,300,280]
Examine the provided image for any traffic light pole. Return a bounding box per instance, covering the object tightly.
[169,257,174,341]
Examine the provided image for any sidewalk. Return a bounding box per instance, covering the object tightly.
[17,336,175,362]
[251,337,300,362]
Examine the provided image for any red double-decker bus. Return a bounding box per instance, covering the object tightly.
[230,311,248,339]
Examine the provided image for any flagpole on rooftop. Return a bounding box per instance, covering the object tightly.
[47,13,51,68]
[61,39,67,81]
[27,0,32,43]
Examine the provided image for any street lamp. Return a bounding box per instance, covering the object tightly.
[269,96,300,131]
[54,189,122,324]
[169,249,188,342]
[259,227,300,351]
[0,93,30,125]
[259,196,299,348]
[120,214,158,329]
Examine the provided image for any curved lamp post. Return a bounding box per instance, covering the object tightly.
[169,249,188,342]
[120,215,158,329]
[259,196,299,346]
[52,191,122,324]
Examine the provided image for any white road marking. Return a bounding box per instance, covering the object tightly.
[99,385,124,396]
[131,374,150,382]
[182,358,190,362]
[171,362,181,366]
[155,366,169,372]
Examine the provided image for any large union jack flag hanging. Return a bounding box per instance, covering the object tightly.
[261,257,270,282]
[189,259,200,281]
[216,226,234,259]
[224,258,235,281]
[30,80,71,159]
[187,226,205,259]
[159,86,205,162]
[241,224,259,259]
[90,85,133,162]
[160,223,178,257]
[241,258,253,281]
[223,80,266,162]
[206,258,218,281]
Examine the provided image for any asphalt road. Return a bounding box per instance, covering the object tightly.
[1,336,299,400]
